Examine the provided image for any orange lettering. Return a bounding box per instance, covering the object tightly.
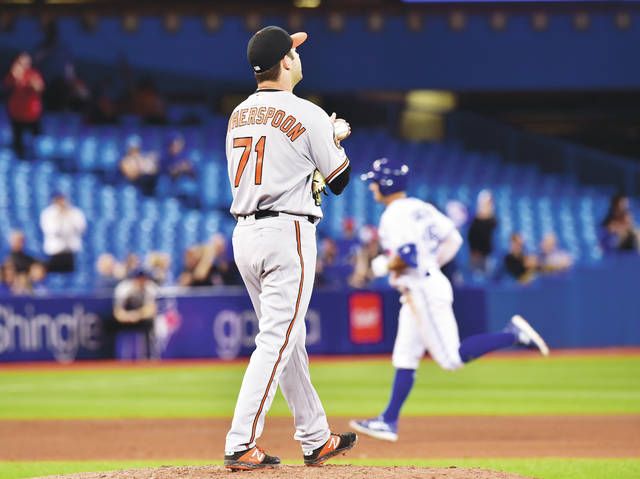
[228,111,239,131]
[287,122,306,142]
[248,107,258,125]
[239,108,249,127]
[280,115,296,133]
[256,107,267,124]
[263,107,276,124]
[271,109,285,128]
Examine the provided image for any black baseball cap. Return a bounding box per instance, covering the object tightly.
[247,26,307,73]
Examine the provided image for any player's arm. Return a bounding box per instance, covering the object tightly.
[326,112,351,194]
[436,229,463,267]
[425,204,463,267]
[386,242,417,274]
[328,165,350,195]
[307,109,351,195]
[371,253,400,277]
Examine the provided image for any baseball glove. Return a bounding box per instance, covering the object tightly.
[312,169,328,206]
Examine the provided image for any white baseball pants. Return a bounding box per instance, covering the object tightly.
[392,270,464,371]
[225,214,331,455]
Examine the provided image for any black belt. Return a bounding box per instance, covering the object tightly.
[240,210,318,224]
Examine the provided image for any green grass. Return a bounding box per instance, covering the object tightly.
[0,355,639,418]
[1,458,639,479]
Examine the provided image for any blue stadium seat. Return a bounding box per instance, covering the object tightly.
[0,112,628,290]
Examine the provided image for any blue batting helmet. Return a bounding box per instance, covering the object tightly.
[360,157,409,196]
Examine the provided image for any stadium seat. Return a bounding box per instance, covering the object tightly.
[0,110,632,290]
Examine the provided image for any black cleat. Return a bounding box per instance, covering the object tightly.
[303,432,358,466]
[224,446,281,471]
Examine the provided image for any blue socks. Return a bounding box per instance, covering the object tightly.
[381,368,415,423]
[458,332,517,363]
[380,333,518,423]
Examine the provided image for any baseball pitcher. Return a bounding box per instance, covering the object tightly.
[223,26,357,470]
[350,158,550,442]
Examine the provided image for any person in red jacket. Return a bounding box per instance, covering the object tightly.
[4,52,45,158]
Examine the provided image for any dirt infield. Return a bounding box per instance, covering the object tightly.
[32,465,534,479]
[2,415,638,461]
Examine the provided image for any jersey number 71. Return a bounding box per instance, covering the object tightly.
[233,136,266,187]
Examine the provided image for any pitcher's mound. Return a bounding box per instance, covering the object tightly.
[36,465,534,479]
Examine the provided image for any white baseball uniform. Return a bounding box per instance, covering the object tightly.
[378,197,464,371]
[224,89,349,455]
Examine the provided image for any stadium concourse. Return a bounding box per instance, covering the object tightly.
[0,108,628,293]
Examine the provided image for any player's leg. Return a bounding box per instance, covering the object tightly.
[453,317,548,362]
[278,322,331,453]
[278,221,357,465]
[277,222,332,453]
[408,279,464,371]
[383,302,424,423]
[349,301,424,442]
[458,331,518,363]
[413,274,548,363]
[225,219,318,456]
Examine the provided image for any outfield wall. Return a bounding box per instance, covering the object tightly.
[0,256,637,363]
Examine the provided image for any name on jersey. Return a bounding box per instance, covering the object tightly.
[228,107,306,142]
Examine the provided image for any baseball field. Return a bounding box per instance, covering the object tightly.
[1,350,639,479]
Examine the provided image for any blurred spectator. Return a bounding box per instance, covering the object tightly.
[504,233,537,283]
[442,200,468,286]
[113,268,158,360]
[318,236,354,288]
[179,246,203,286]
[34,21,71,110]
[445,200,469,230]
[321,237,339,265]
[2,229,48,296]
[179,234,240,287]
[95,253,125,290]
[120,135,159,196]
[88,78,119,124]
[124,253,141,276]
[349,225,382,288]
[4,52,45,158]
[131,77,166,124]
[316,237,341,287]
[335,217,359,262]
[145,251,172,285]
[209,235,241,286]
[160,132,195,179]
[35,22,90,113]
[0,264,10,295]
[600,194,639,254]
[29,262,48,294]
[64,63,91,112]
[538,233,573,273]
[468,190,497,274]
[2,262,16,293]
[40,192,87,273]
[5,230,37,274]
[7,261,30,295]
